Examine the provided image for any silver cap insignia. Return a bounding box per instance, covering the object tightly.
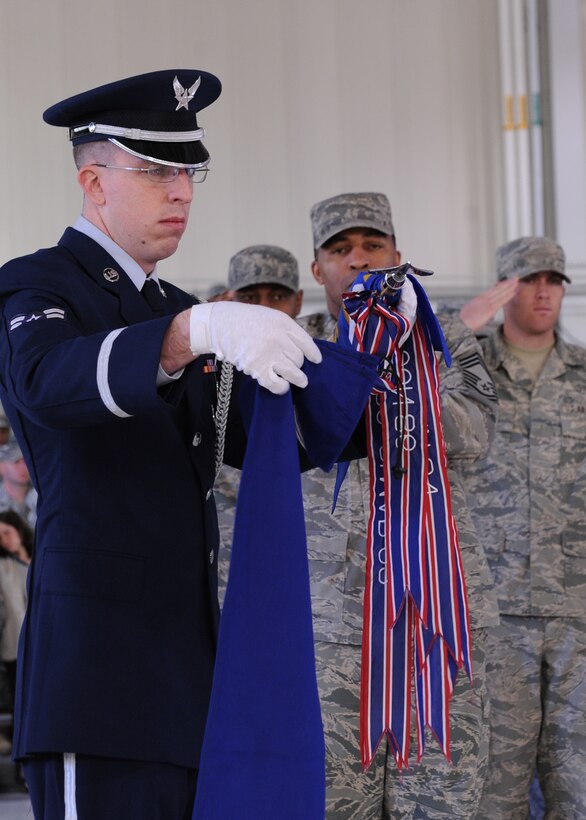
[173,75,201,111]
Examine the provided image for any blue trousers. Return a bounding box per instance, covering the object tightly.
[23,754,198,820]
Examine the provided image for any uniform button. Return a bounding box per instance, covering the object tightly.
[209,549,214,564]
[206,488,213,501]
[192,432,202,446]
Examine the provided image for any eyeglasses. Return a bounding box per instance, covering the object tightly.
[92,164,208,183]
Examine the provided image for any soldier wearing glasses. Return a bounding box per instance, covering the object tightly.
[0,69,323,818]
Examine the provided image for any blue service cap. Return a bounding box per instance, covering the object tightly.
[43,69,222,168]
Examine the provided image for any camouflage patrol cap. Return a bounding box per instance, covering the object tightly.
[206,282,229,300]
[0,441,23,462]
[310,192,395,250]
[228,245,299,292]
[496,236,570,283]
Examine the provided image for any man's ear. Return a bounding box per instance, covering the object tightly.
[311,259,324,285]
[293,289,304,317]
[77,166,106,206]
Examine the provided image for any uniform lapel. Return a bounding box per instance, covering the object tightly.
[58,227,159,325]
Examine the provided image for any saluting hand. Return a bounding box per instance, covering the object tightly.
[459,278,519,332]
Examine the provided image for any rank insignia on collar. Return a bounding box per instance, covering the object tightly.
[173,75,201,111]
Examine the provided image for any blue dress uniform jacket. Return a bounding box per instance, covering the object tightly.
[0,227,245,769]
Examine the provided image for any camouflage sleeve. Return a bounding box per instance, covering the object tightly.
[214,464,241,608]
[436,308,501,628]
[563,455,586,563]
[435,307,498,463]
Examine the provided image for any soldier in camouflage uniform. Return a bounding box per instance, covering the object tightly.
[459,236,586,819]
[214,245,303,605]
[300,192,499,818]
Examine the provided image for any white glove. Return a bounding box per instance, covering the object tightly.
[189,302,322,394]
[396,278,418,347]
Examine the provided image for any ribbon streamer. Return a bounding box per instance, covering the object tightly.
[336,270,472,771]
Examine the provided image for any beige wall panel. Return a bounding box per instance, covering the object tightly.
[0,0,503,313]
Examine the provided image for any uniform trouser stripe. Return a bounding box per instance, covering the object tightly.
[63,753,77,820]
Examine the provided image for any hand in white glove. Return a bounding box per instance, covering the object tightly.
[189,302,322,394]
[395,278,418,347]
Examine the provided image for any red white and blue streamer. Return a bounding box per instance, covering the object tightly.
[336,270,473,772]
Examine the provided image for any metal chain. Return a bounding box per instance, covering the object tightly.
[214,360,234,481]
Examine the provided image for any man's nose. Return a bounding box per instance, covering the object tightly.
[348,247,370,269]
[167,171,194,202]
[535,278,550,297]
[258,294,274,309]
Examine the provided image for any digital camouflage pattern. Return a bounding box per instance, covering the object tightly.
[310,192,395,250]
[463,328,586,818]
[298,306,498,818]
[214,463,240,609]
[496,235,570,283]
[227,245,299,293]
[479,615,586,819]
[433,309,500,633]
[315,636,490,820]
[464,330,586,618]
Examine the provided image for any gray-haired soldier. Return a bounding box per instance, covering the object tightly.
[300,191,498,818]
[215,245,304,604]
[460,236,586,818]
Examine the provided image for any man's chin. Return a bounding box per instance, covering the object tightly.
[155,239,183,263]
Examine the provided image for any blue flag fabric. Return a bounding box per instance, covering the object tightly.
[193,340,378,820]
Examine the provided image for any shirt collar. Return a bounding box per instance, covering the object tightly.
[489,325,570,381]
[73,215,158,291]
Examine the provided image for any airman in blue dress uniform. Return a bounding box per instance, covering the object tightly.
[0,69,325,819]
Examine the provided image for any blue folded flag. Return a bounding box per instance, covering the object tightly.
[193,340,378,820]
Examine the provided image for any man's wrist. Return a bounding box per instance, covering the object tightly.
[160,309,198,373]
[189,302,214,356]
